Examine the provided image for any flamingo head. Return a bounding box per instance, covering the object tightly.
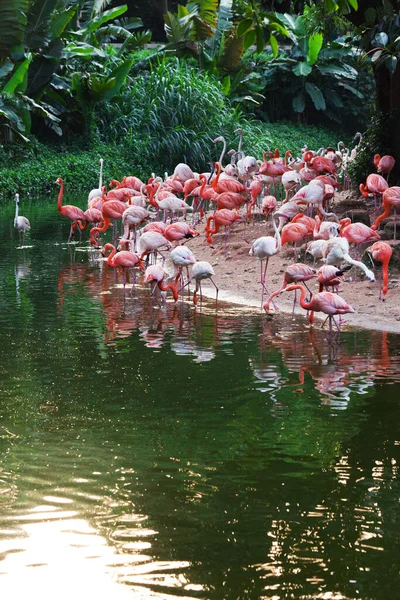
[55,177,62,185]
[373,154,381,168]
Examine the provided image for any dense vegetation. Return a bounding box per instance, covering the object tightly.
[0,0,398,199]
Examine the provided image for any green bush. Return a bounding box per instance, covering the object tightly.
[347,111,398,187]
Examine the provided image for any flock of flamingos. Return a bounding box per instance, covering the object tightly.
[13,130,399,333]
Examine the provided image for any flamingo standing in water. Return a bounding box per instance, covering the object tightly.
[263,263,316,317]
[102,242,144,294]
[170,246,196,287]
[249,216,281,308]
[279,284,355,333]
[144,264,180,301]
[365,241,393,299]
[14,193,30,245]
[56,178,86,243]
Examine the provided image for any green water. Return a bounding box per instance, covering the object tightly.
[1,200,400,599]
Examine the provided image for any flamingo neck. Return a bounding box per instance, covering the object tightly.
[158,274,179,301]
[15,197,19,221]
[294,285,311,310]
[272,216,281,250]
[218,137,226,166]
[99,159,103,189]
[212,163,222,190]
[372,204,391,230]
[57,180,64,211]
[105,245,117,266]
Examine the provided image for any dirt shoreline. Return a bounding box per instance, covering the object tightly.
[177,195,400,334]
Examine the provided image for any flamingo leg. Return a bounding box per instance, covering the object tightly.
[210,277,219,302]
[292,288,297,319]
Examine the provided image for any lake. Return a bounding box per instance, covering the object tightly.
[1,199,400,599]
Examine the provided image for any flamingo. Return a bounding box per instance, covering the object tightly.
[359,173,388,198]
[282,170,301,202]
[322,236,375,281]
[205,208,243,249]
[172,163,194,183]
[374,154,395,181]
[317,265,348,292]
[280,221,310,258]
[365,241,393,299]
[164,222,199,245]
[313,215,340,240]
[119,205,151,251]
[249,216,281,308]
[279,284,355,333]
[262,195,277,218]
[102,242,144,294]
[144,264,180,301]
[56,178,86,243]
[138,231,172,263]
[339,218,380,247]
[306,239,328,264]
[190,261,218,305]
[291,180,338,220]
[170,246,196,287]
[14,193,30,245]
[263,263,316,317]
[273,201,304,232]
[371,186,400,239]
[89,188,126,247]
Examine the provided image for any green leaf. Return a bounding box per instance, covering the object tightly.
[293,62,312,76]
[347,0,358,9]
[307,33,323,66]
[292,92,305,112]
[305,81,326,110]
[102,57,134,100]
[337,81,363,98]
[243,29,256,51]
[50,5,77,39]
[255,25,264,53]
[374,32,388,47]
[221,74,230,94]
[237,18,253,37]
[269,33,278,58]
[0,0,28,58]
[84,5,128,34]
[0,60,14,79]
[364,7,376,23]
[2,53,32,94]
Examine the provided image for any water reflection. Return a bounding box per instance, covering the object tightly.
[1,213,400,599]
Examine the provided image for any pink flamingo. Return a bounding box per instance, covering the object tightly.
[89,188,126,247]
[280,284,355,333]
[138,231,172,263]
[371,186,400,239]
[262,195,277,218]
[339,218,380,248]
[164,222,200,245]
[102,242,144,294]
[205,208,243,249]
[263,263,316,317]
[359,173,388,198]
[144,264,180,301]
[374,154,395,181]
[56,178,86,243]
[280,220,310,258]
[365,241,393,299]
